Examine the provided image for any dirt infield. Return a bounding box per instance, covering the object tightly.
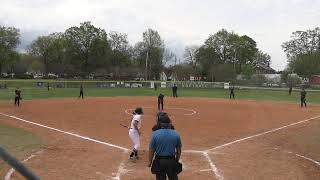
[1,97,320,179]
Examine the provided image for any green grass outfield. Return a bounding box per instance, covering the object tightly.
[0,124,43,170]
[0,87,319,104]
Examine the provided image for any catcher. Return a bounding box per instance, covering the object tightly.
[152,112,175,131]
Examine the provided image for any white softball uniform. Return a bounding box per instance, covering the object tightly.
[129,114,142,150]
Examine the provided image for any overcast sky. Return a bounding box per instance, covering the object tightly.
[1,0,320,70]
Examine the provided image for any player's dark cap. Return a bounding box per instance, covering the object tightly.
[157,112,171,124]
[134,107,144,115]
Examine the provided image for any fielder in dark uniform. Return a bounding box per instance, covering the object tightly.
[47,83,50,91]
[172,84,178,98]
[14,88,22,106]
[229,86,235,100]
[288,83,292,95]
[158,93,164,111]
[154,83,158,91]
[300,88,307,107]
[79,84,84,99]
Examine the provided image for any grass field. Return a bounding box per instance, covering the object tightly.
[0,124,43,169]
[0,87,319,104]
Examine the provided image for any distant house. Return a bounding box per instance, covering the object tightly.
[255,63,276,74]
[160,72,167,81]
[311,75,320,85]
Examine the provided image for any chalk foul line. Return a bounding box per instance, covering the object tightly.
[203,152,223,180]
[112,152,131,180]
[0,113,129,152]
[207,115,320,152]
[284,150,320,167]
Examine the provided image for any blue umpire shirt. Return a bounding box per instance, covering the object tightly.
[150,128,182,156]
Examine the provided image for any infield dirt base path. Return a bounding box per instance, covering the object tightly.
[1,97,320,179]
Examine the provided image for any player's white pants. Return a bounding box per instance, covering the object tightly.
[129,129,140,150]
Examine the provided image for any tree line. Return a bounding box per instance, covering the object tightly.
[1,22,272,81]
[282,27,320,80]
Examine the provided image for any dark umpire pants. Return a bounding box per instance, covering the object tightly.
[158,99,164,110]
[155,156,178,180]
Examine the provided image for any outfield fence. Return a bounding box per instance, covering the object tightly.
[0,80,229,89]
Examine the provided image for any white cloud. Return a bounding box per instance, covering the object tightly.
[1,0,320,70]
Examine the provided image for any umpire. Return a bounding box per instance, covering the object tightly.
[148,112,182,180]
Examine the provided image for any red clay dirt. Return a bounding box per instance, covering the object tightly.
[0,97,320,179]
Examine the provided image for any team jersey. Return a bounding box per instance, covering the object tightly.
[158,94,164,101]
[130,114,142,130]
[15,90,21,97]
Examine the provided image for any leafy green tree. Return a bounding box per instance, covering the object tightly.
[0,26,20,74]
[201,29,258,74]
[195,45,220,78]
[204,29,236,63]
[235,35,258,73]
[140,28,164,80]
[253,50,271,66]
[242,65,255,79]
[108,31,131,78]
[282,27,320,59]
[288,53,320,78]
[64,21,111,75]
[28,33,65,74]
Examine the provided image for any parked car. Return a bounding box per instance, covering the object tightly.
[47,73,59,79]
[1,73,9,78]
[34,74,44,79]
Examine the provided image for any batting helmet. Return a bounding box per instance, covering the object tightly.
[134,107,144,115]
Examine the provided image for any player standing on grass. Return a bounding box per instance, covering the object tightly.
[300,87,307,107]
[172,84,178,98]
[14,88,21,106]
[129,107,144,159]
[288,83,292,95]
[78,84,84,99]
[229,85,235,100]
[158,93,164,111]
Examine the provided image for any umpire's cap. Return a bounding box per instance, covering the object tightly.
[134,107,144,115]
[157,112,171,124]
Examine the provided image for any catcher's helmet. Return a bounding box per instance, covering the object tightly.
[134,107,144,115]
[157,112,171,124]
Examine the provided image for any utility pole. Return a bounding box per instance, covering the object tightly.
[145,51,148,81]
